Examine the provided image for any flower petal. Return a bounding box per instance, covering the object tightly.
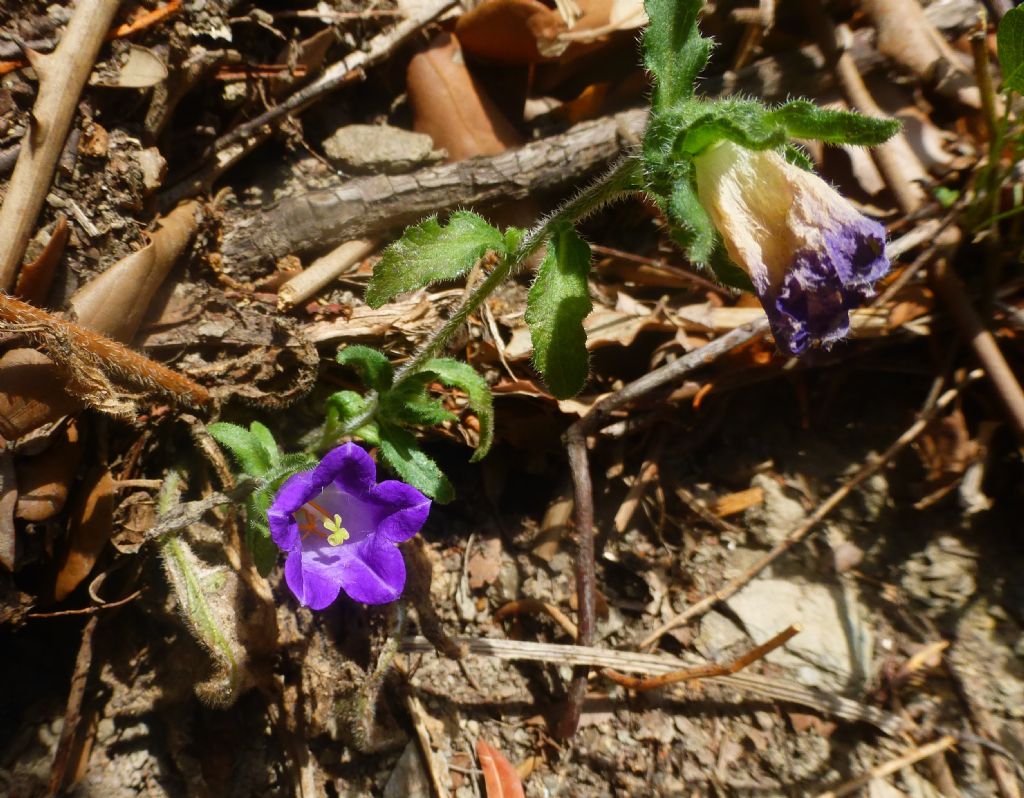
[311,443,377,496]
[369,480,431,543]
[284,547,343,610]
[267,470,318,550]
[335,537,407,604]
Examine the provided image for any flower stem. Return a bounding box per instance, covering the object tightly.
[392,156,642,384]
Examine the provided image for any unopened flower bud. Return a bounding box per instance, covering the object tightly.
[694,140,890,355]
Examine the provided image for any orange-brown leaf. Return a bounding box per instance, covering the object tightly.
[476,738,525,798]
[407,32,522,163]
[53,468,116,602]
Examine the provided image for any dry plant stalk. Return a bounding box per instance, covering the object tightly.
[0,0,123,290]
[0,293,211,413]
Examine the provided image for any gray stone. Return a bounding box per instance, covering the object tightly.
[322,124,444,174]
[698,577,873,691]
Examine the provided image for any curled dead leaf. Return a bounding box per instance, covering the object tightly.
[407,32,523,162]
[15,418,82,521]
[53,468,115,602]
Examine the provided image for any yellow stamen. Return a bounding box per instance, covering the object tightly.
[323,513,350,546]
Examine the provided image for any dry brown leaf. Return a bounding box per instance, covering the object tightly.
[468,536,502,589]
[476,738,526,798]
[53,468,115,602]
[455,0,562,65]
[69,199,202,341]
[15,419,82,521]
[0,348,81,443]
[407,32,523,162]
[14,214,68,305]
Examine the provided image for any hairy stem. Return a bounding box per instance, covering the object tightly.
[393,156,643,384]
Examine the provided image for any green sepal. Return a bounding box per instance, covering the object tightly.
[642,0,711,112]
[665,161,717,264]
[998,6,1024,94]
[336,345,394,391]
[421,358,494,461]
[766,100,900,146]
[525,223,593,399]
[707,248,755,292]
[676,101,786,156]
[366,211,505,308]
[378,422,455,503]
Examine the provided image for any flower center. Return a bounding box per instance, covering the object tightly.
[297,499,350,546]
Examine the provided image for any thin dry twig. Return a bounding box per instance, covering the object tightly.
[640,369,985,648]
[559,319,769,736]
[47,615,99,795]
[815,735,958,798]
[0,0,122,290]
[495,599,579,639]
[400,636,904,735]
[603,623,800,691]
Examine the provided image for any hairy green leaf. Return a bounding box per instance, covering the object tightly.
[422,358,495,461]
[324,390,379,444]
[208,422,273,476]
[248,422,280,466]
[380,373,456,427]
[525,224,593,399]
[998,6,1024,94]
[366,211,505,307]
[767,100,899,146]
[643,0,711,111]
[378,423,454,503]
[336,345,394,391]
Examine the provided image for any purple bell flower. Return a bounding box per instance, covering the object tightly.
[694,140,891,355]
[267,443,430,609]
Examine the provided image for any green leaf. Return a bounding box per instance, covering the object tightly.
[366,211,505,308]
[248,422,280,467]
[766,100,899,146]
[378,423,454,503]
[422,358,495,461]
[380,373,457,427]
[336,345,394,391]
[208,422,273,476]
[643,0,711,111]
[525,224,593,399]
[998,6,1024,93]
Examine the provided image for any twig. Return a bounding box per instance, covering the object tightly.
[278,238,378,309]
[0,0,122,291]
[399,636,904,735]
[603,624,800,691]
[218,109,648,271]
[640,369,984,648]
[47,615,99,795]
[495,599,579,639]
[815,735,958,798]
[558,319,769,736]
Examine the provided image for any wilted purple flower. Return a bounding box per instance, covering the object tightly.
[267,443,430,609]
[694,140,890,355]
